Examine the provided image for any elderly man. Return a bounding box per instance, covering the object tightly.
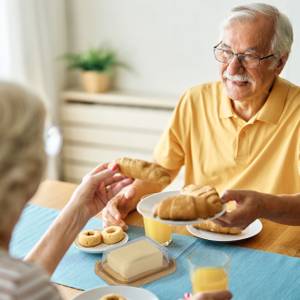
[102,3,300,230]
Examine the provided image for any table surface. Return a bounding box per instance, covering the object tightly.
[30,180,300,299]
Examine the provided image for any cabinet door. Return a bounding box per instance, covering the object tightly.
[61,102,173,182]
[61,103,172,130]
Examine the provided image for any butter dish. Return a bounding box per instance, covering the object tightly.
[95,237,176,286]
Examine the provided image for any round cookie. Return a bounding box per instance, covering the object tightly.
[78,230,102,247]
[102,226,124,244]
[100,293,126,300]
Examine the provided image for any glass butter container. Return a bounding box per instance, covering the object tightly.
[100,237,173,284]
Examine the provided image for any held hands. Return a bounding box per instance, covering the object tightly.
[24,163,133,274]
[214,189,265,229]
[101,158,174,230]
[102,185,136,230]
[66,163,133,221]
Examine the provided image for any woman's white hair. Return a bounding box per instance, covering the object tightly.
[0,82,46,236]
[221,3,293,56]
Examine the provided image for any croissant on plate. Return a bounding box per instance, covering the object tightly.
[116,157,171,186]
[194,200,241,234]
[194,220,242,235]
[154,186,223,220]
[181,184,213,197]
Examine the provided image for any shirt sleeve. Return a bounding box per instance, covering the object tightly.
[154,90,191,170]
[0,255,62,300]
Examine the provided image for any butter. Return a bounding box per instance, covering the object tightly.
[106,239,164,279]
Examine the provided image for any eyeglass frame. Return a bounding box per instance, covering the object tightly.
[213,42,275,68]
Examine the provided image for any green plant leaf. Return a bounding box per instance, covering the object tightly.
[61,47,127,72]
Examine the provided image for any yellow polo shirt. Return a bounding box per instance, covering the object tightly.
[154,77,300,194]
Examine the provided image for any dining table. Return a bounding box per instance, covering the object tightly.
[29,179,300,300]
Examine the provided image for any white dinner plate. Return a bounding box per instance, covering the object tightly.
[73,285,159,300]
[137,190,226,226]
[186,219,263,242]
[74,232,129,253]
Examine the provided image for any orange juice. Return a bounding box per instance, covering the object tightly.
[192,267,228,293]
[143,217,172,246]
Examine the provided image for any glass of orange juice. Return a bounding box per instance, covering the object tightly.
[143,217,173,246]
[188,248,230,294]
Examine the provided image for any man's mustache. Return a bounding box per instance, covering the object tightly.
[223,70,252,83]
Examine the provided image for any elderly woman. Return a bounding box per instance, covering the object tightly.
[0,81,132,299]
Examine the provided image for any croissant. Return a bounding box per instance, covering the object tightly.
[154,186,223,220]
[194,200,241,234]
[116,157,171,186]
[194,221,242,235]
[181,184,213,197]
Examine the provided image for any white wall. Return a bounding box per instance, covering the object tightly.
[66,0,300,98]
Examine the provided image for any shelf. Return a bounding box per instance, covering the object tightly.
[62,89,177,109]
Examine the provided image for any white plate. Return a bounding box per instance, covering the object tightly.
[73,285,159,300]
[74,232,129,253]
[137,190,225,226]
[186,219,263,242]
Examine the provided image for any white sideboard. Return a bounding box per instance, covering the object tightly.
[61,90,184,190]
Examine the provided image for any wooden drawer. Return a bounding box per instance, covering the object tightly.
[62,125,161,152]
[63,144,153,164]
[61,103,172,131]
[61,94,176,185]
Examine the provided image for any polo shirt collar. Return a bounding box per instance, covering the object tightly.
[220,86,234,118]
[256,77,288,124]
[219,77,288,124]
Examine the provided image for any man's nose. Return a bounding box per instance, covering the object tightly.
[226,55,244,75]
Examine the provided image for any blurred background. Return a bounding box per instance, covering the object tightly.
[0,0,298,187]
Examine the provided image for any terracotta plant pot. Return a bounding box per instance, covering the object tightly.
[80,71,111,93]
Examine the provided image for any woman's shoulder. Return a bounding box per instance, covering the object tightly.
[0,252,62,299]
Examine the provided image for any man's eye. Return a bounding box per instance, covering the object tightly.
[243,54,257,62]
[221,50,233,57]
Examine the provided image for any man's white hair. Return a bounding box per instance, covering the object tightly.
[220,3,293,56]
[0,82,46,238]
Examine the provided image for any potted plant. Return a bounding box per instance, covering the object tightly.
[63,47,125,93]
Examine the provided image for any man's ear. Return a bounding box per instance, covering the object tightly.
[274,53,289,75]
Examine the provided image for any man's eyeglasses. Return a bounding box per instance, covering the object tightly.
[213,43,275,68]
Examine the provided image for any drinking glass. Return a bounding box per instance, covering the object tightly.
[143,216,173,246]
[188,248,230,293]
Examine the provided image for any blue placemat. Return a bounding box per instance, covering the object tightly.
[10,204,300,300]
[145,241,300,300]
[10,204,196,290]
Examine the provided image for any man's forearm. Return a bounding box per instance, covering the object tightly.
[127,179,165,212]
[127,167,179,212]
[260,193,300,225]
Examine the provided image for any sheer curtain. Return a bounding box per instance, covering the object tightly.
[0,0,68,178]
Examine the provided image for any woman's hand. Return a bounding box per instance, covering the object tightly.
[25,162,132,274]
[67,162,133,220]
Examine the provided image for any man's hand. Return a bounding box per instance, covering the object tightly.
[189,291,232,300]
[101,165,173,230]
[101,185,136,230]
[214,189,264,229]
